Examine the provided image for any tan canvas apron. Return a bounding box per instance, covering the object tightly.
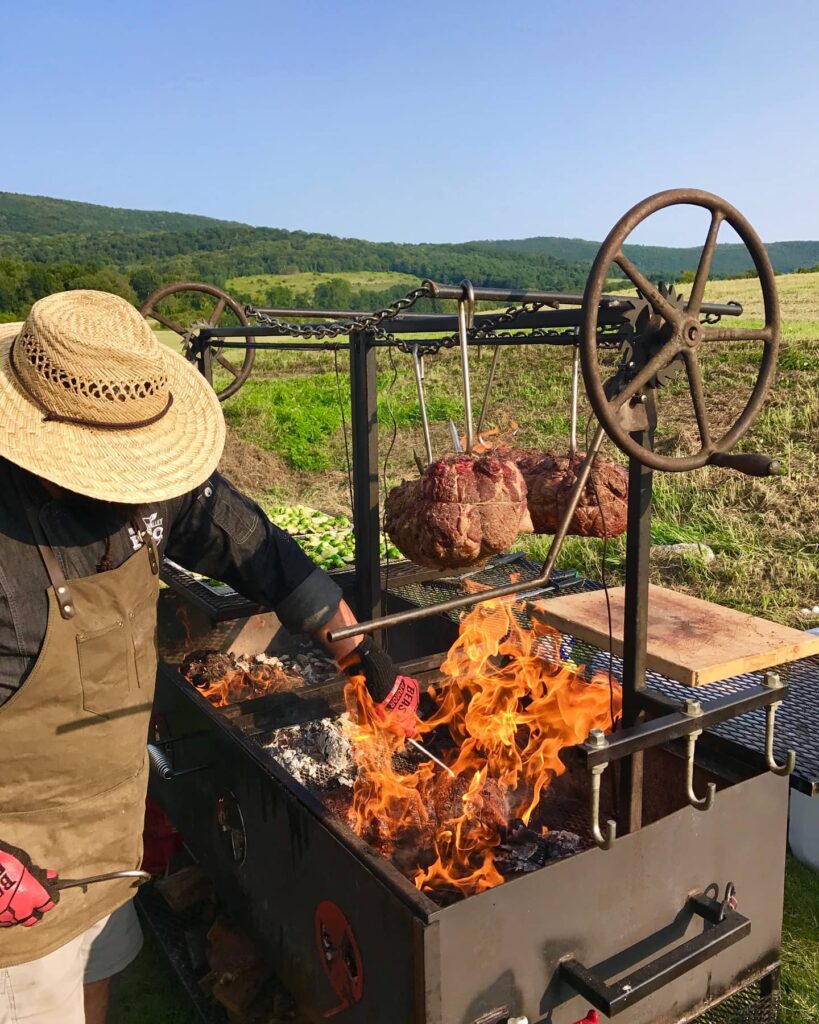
[0,501,160,967]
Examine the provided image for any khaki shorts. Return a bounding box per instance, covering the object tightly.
[0,901,143,1023]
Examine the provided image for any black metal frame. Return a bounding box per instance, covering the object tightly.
[192,284,740,627]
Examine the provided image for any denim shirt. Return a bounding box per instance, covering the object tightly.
[0,460,342,706]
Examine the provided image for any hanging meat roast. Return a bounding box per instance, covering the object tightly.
[512,450,628,538]
[384,453,533,570]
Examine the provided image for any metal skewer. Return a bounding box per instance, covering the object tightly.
[411,345,434,465]
[475,344,502,442]
[457,284,476,453]
[407,737,456,777]
[570,338,580,457]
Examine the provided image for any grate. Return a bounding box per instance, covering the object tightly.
[136,885,228,1024]
[392,558,819,797]
[692,972,779,1024]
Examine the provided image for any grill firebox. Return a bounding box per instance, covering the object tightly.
[149,561,788,1024]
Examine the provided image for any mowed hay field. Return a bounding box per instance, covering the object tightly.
[225,269,421,303]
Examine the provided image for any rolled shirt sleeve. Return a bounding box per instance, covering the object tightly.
[165,473,343,634]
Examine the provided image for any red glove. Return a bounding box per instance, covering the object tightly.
[341,639,420,737]
[373,675,421,738]
[0,841,59,927]
[573,1012,599,1024]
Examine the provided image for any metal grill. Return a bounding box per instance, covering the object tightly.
[390,557,819,797]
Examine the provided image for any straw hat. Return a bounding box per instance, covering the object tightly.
[0,290,225,503]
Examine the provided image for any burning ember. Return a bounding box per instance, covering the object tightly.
[181,646,336,707]
[182,650,292,706]
[344,596,620,901]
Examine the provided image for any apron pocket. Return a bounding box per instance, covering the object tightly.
[77,618,129,716]
[129,592,158,690]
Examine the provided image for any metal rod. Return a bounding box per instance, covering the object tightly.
[407,737,456,778]
[475,344,501,441]
[457,294,475,453]
[569,341,580,456]
[618,407,656,835]
[426,281,743,316]
[349,329,382,631]
[449,420,463,453]
[247,307,440,320]
[56,869,151,891]
[326,425,606,643]
[411,346,433,464]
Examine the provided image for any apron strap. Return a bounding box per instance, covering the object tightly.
[14,481,77,620]
[130,515,161,576]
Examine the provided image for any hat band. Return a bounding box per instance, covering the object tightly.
[9,338,174,431]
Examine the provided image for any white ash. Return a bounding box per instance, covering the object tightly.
[275,642,339,687]
[265,715,357,789]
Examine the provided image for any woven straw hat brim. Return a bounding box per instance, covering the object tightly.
[0,324,226,503]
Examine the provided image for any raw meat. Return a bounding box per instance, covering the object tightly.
[384,454,533,569]
[512,450,628,538]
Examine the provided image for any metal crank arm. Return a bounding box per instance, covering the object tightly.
[559,889,750,1017]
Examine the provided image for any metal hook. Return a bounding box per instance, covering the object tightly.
[763,672,796,776]
[685,730,716,811]
[589,762,617,850]
[458,281,476,453]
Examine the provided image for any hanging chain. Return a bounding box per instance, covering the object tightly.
[243,282,629,356]
[246,284,433,340]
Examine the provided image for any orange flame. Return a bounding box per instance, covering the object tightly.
[187,659,289,708]
[344,596,620,899]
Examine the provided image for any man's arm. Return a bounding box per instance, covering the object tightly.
[166,475,419,733]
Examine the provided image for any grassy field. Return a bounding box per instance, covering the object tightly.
[137,271,818,1022]
[225,269,421,303]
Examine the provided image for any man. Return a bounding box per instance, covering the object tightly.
[0,290,420,1023]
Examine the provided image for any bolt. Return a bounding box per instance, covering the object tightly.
[764,671,783,690]
[587,728,608,748]
[683,699,702,716]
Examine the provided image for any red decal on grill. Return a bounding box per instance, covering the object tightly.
[314,900,364,1017]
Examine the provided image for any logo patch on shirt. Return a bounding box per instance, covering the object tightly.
[128,512,164,551]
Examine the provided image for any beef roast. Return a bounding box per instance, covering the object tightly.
[384,454,533,569]
[512,450,628,538]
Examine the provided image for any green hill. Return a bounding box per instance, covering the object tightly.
[1,191,817,322]
[0,191,241,235]
[469,235,819,279]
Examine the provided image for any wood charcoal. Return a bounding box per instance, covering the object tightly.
[181,649,237,687]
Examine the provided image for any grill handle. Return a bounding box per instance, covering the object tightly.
[147,742,211,781]
[559,891,750,1017]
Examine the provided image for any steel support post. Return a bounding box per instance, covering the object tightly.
[349,329,383,633]
[618,417,656,834]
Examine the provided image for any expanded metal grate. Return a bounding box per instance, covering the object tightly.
[390,556,819,797]
[692,972,780,1024]
[136,886,228,1024]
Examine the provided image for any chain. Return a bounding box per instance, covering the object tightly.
[246,284,433,340]
[244,282,628,355]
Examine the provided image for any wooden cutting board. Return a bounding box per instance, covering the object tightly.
[528,584,819,686]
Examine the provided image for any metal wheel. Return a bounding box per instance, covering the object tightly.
[140,281,255,401]
[580,189,780,472]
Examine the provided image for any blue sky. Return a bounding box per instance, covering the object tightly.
[2,0,817,245]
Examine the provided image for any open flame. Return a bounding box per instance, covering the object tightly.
[345,595,620,899]
[181,650,289,708]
